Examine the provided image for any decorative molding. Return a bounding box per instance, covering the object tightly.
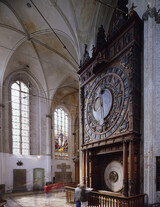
[78,14,142,86]
[128,178,136,196]
[120,48,133,70]
[109,9,127,37]
[142,5,156,20]
[84,133,90,143]
[122,178,128,196]
[142,5,160,24]
[119,114,129,132]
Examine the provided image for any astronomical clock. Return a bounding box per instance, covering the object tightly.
[84,67,129,141]
[78,12,142,196]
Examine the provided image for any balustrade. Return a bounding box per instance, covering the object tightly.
[65,186,147,207]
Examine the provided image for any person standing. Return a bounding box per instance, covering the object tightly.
[74,184,81,207]
[79,185,92,207]
[44,182,51,206]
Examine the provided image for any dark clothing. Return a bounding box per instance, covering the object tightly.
[76,200,81,207]
[79,188,88,202]
[0,191,4,202]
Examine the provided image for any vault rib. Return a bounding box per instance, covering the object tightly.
[32,37,78,72]
[0,23,26,36]
[0,0,28,35]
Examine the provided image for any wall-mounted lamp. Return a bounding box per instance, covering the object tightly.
[142,4,160,24]
[46,114,52,119]
[17,160,23,166]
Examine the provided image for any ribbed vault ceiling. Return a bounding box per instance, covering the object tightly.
[0,0,117,102]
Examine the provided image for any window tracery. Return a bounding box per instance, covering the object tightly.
[54,108,69,160]
[11,81,30,155]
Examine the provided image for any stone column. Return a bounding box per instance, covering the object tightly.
[123,141,128,196]
[142,1,157,204]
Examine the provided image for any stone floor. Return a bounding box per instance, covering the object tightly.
[4,191,75,207]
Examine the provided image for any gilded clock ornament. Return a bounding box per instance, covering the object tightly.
[84,67,129,142]
[109,171,118,183]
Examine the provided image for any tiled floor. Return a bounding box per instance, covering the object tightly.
[4,191,75,207]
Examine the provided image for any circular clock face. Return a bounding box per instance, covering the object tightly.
[84,67,129,141]
[104,161,123,192]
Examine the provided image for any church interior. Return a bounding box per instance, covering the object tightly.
[0,0,160,206]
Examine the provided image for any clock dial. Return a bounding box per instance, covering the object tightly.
[84,67,129,142]
[104,161,123,192]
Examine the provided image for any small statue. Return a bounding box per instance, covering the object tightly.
[83,44,90,64]
[128,3,137,16]
[96,25,106,51]
[92,45,96,57]
[155,9,160,23]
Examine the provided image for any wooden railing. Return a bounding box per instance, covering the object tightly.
[0,201,7,207]
[65,186,147,207]
[65,186,75,204]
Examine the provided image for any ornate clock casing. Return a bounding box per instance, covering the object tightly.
[78,12,142,196]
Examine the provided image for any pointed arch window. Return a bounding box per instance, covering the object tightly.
[54,108,69,160]
[11,81,30,155]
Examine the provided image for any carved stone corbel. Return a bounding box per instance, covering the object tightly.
[142,4,160,24]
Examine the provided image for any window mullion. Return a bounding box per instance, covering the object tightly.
[11,81,30,155]
[20,84,22,155]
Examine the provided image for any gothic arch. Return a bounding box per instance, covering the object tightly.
[2,69,47,155]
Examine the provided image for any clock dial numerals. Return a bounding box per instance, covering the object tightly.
[84,67,129,142]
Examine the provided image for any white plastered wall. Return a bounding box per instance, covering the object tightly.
[0,153,51,192]
[0,69,51,192]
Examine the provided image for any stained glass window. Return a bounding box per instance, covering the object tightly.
[11,81,30,155]
[54,108,69,160]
